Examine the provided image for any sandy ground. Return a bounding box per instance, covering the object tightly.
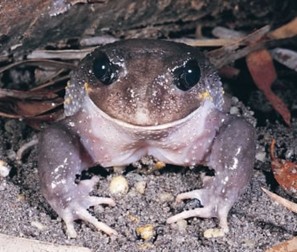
[0,76,297,252]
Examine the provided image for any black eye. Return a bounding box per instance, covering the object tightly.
[92,53,118,85]
[173,60,201,91]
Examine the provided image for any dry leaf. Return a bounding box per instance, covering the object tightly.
[246,50,291,126]
[208,25,270,68]
[262,187,297,214]
[0,59,72,127]
[218,65,240,78]
[270,139,297,195]
[262,188,297,252]
[269,17,297,39]
[271,48,297,72]
[265,236,297,252]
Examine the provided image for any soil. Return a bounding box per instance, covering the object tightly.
[0,54,297,252]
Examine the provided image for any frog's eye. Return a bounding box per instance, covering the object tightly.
[92,53,118,85]
[173,60,201,91]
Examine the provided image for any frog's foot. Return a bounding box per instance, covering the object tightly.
[51,177,117,238]
[166,189,230,234]
[62,196,117,238]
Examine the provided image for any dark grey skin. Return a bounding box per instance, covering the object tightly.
[38,39,256,238]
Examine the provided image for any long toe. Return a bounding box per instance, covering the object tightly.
[76,207,118,236]
[167,206,213,224]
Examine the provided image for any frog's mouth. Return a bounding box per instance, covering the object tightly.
[84,95,216,131]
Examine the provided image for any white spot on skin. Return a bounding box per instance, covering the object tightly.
[230,157,238,170]
[51,158,69,189]
[65,196,73,202]
[68,121,75,127]
[51,178,66,189]
[221,176,229,185]
[130,89,136,98]
[54,158,68,173]
[229,147,241,170]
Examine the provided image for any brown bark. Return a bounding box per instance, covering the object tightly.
[0,0,217,52]
[0,0,296,54]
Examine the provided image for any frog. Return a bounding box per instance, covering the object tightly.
[38,39,256,238]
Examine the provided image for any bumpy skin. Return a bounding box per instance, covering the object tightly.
[38,39,256,238]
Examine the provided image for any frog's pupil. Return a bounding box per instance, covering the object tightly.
[93,53,116,85]
[174,60,201,91]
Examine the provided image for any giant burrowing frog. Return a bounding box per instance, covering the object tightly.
[38,39,256,238]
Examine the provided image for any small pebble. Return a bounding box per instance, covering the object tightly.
[31,221,46,231]
[7,150,16,160]
[109,175,129,195]
[93,204,104,214]
[176,219,188,231]
[136,224,155,241]
[242,239,256,249]
[16,194,26,202]
[231,96,239,103]
[154,161,166,170]
[230,106,239,115]
[255,151,266,162]
[203,228,225,238]
[285,149,294,159]
[135,181,147,194]
[0,180,7,191]
[4,120,20,134]
[0,161,11,177]
[159,192,174,203]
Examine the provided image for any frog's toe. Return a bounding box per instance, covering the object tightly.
[175,189,205,203]
[167,189,230,234]
[52,177,117,238]
[61,196,117,238]
[167,205,213,224]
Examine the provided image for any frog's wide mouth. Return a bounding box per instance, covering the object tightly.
[84,95,215,131]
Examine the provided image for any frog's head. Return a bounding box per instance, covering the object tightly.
[65,39,224,126]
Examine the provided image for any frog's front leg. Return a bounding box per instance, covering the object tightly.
[167,118,256,234]
[38,124,117,238]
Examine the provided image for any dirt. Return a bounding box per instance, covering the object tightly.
[1,55,297,252]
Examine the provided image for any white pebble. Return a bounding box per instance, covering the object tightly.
[135,181,147,194]
[230,106,239,115]
[136,224,155,241]
[109,175,129,195]
[285,149,294,159]
[176,219,188,231]
[159,192,174,203]
[0,161,11,177]
[255,151,266,162]
[0,180,7,191]
[204,228,225,238]
[231,96,239,103]
[31,221,46,231]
